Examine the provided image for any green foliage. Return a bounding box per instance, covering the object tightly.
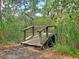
[0,0,79,56]
[0,16,24,44]
[42,0,79,56]
[47,57,52,59]
[34,16,51,26]
[53,44,79,56]
[53,12,79,56]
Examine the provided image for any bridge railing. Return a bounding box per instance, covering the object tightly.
[22,26,34,40]
[22,25,56,44]
[37,26,56,44]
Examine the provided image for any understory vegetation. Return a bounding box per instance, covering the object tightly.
[0,0,79,56]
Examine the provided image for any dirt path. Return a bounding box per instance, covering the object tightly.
[0,44,79,59]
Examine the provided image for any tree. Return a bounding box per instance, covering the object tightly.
[0,3,1,20]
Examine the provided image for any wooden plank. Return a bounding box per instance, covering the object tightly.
[25,35,33,40]
[21,33,53,47]
[23,26,34,40]
[37,26,46,32]
[22,26,34,31]
[22,35,42,47]
[41,33,53,44]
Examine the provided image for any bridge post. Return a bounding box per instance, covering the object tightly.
[24,30,26,40]
[38,31,43,44]
[46,26,48,38]
[32,26,34,36]
[23,26,34,40]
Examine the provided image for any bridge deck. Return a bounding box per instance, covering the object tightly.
[21,33,53,47]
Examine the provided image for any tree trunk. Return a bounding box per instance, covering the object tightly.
[0,0,2,20]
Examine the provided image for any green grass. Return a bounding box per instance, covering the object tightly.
[34,16,52,26]
[47,57,52,59]
[52,44,79,56]
[0,14,79,56]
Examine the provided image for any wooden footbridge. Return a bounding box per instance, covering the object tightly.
[21,25,56,48]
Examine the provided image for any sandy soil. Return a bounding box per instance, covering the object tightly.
[0,44,79,59]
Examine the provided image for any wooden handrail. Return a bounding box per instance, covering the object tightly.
[46,26,56,37]
[37,26,56,32]
[38,31,42,44]
[23,25,56,42]
[37,25,56,44]
[47,25,56,28]
[22,26,34,31]
[23,26,34,40]
[37,26,47,32]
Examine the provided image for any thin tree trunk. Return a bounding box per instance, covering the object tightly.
[0,0,2,20]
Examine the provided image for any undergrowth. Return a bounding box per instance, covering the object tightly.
[52,44,79,56]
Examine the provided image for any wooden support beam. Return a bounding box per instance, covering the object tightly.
[47,25,56,28]
[25,35,33,40]
[46,27,48,38]
[24,30,26,40]
[37,27,46,32]
[22,26,34,40]
[32,26,34,36]
[38,31,42,44]
[22,26,34,31]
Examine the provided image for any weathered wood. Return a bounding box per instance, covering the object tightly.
[24,30,26,40]
[37,26,47,32]
[37,26,47,44]
[21,33,53,47]
[22,26,34,31]
[47,25,56,28]
[37,26,56,32]
[38,31,42,44]
[37,26,56,44]
[23,26,34,40]
[32,26,34,36]
[22,25,56,47]
[25,35,33,40]
[46,27,48,37]
[22,35,42,47]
